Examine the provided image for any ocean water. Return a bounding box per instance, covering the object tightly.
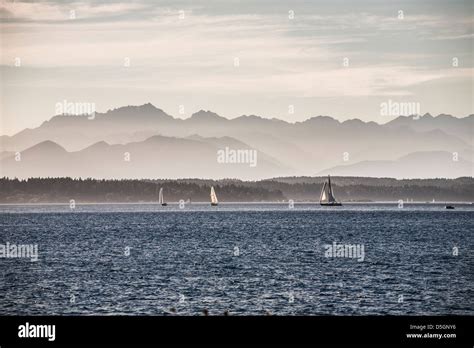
[0,203,472,315]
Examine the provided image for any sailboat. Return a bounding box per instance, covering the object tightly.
[158,187,167,206]
[210,186,218,206]
[320,175,342,206]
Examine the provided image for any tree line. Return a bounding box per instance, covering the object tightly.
[0,177,472,203]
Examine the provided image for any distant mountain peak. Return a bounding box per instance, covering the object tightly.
[26,140,67,153]
[189,110,226,121]
[144,135,172,142]
[303,115,340,125]
[342,119,365,125]
[437,113,456,119]
[232,115,269,124]
[139,102,159,111]
[105,103,169,117]
[235,114,262,120]
[388,113,463,125]
[82,141,110,152]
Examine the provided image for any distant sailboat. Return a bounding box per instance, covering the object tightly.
[158,187,167,206]
[210,186,218,206]
[320,175,342,206]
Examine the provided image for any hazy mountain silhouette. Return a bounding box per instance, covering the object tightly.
[318,151,473,179]
[0,136,288,180]
[385,113,473,144]
[1,103,472,179]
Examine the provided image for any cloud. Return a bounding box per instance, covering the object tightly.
[1,0,472,134]
[0,0,157,22]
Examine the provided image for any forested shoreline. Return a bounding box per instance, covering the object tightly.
[1,177,472,203]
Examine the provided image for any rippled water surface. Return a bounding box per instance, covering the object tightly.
[0,203,472,315]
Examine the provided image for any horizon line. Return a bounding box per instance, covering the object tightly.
[2,176,472,182]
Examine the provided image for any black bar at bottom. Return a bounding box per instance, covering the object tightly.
[0,316,472,346]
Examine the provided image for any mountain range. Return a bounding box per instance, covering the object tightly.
[1,103,472,179]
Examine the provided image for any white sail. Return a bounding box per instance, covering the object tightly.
[210,186,218,204]
[320,176,339,204]
[158,187,164,204]
[320,182,328,203]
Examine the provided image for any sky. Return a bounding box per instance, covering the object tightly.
[0,0,473,135]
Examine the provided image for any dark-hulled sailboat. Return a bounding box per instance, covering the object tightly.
[320,175,342,206]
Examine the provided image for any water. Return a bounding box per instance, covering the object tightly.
[0,203,472,315]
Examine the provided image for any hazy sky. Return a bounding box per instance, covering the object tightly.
[1,0,473,135]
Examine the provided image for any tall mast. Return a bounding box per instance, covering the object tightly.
[328,175,332,199]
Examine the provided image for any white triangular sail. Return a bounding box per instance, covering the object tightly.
[320,182,328,203]
[158,187,164,204]
[320,176,339,204]
[210,186,218,204]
